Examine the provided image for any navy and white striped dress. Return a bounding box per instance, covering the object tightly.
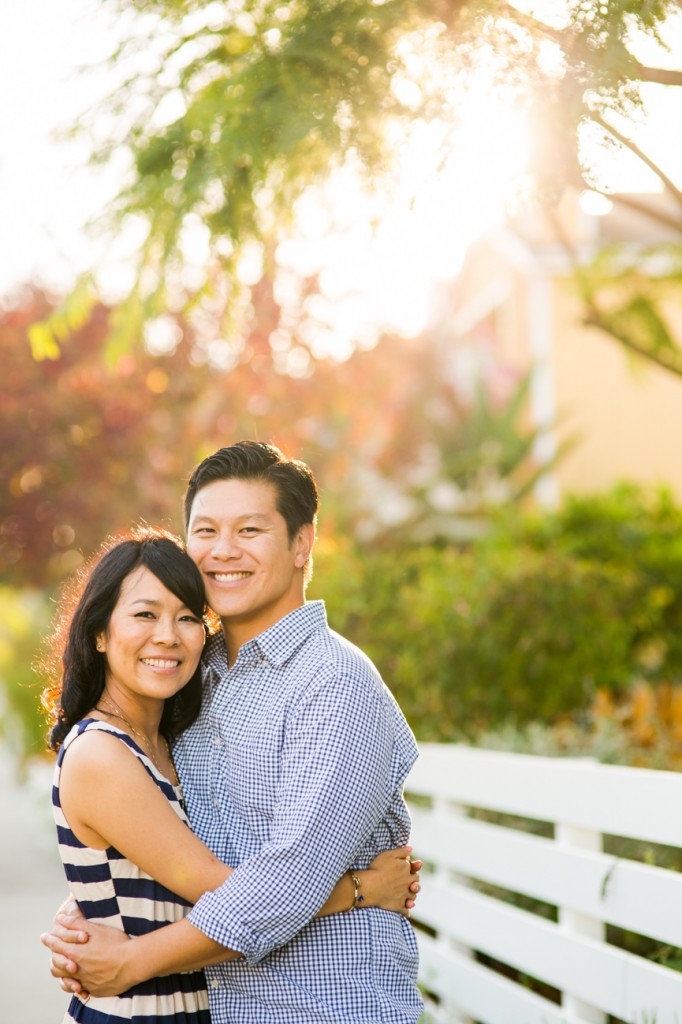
[52,718,211,1023]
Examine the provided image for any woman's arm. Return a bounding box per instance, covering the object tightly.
[317,847,419,917]
[58,730,234,904]
[59,731,418,915]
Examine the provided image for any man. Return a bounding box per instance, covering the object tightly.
[44,441,422,1022]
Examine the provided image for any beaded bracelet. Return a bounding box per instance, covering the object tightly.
[350,872,365,909]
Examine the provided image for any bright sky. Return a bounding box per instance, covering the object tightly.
[0,0,680,347]
[0,0,117,295]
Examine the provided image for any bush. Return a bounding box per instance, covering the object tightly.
[311,485,682,741]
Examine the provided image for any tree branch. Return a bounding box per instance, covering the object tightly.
[588,109,682,208]
[490,5,682,92]
[539,199,682,378]
[582,304,682,378]
[634,64,682,86]
[600,191,682,234]
[497,2,565,45]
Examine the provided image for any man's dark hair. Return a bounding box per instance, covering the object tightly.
[183,441,319,542]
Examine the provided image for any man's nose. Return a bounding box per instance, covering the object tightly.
[210,531,239,558]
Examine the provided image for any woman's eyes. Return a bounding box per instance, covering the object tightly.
[133,611,202,624]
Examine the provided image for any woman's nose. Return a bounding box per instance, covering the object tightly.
[153,617,180,644]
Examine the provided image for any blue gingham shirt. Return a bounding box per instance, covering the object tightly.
[173,600,422,1023]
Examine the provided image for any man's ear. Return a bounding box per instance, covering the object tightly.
[293,523,315,569]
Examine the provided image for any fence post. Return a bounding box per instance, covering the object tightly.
[555,822,606,1024]
[434,796,473,1024]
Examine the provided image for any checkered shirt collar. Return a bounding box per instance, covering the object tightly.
[204,600,327,672]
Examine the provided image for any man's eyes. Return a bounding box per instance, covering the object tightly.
[192,524,261,535]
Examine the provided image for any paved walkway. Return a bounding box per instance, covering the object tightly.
[0,747,69,1022]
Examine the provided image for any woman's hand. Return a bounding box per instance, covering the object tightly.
[41,914,136,997]
[359,846,421,918]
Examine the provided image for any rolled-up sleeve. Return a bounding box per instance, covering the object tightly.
[187,659,395,963]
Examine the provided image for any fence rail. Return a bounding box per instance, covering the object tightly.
[405,744,682,1024]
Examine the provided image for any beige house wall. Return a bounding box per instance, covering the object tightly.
[546,279,682,498]
[452,227,682,502]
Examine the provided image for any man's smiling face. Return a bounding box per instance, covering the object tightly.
[186,477,314,643]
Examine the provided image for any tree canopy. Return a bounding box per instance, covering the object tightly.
[46,0,682,371]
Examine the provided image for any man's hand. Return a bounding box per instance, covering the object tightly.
[41,914,135,998]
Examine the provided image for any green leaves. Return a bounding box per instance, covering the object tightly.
[29,0,682,374]
[27,278,98,362]
[577,241,682,375]
[314,483,682,741]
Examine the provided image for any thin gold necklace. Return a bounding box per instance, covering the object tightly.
[96,691,181,789]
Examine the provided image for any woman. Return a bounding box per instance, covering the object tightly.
[42,528,419,1023]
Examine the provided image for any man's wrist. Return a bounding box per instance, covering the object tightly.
[119,936,144,988]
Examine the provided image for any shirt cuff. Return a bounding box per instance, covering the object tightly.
[186,884,306,965]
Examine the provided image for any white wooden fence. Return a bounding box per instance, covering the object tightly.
[405,744,682,1024]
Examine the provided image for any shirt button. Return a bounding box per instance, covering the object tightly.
[213,799,220,808]
[213,737,222,747]
[210,979,220,989]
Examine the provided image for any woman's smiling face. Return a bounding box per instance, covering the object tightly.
[98,565,205,703]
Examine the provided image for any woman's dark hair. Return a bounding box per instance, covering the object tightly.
[42,527,211,752]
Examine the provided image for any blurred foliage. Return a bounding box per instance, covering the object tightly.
[477,681,682,771]
[1,290,209,585]
[374,371,573,544]
[2,281,558,760]
[0,588,53,762]
[495,483,682,679]
[44,0,682,373]
[6,295,682,760]
[1,286,551,586]
[311,484,682,741]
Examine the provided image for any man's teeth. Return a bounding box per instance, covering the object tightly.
[213,572,250,582]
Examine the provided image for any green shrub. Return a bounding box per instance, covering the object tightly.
[312,484,682,741]
[498,484,682,678]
